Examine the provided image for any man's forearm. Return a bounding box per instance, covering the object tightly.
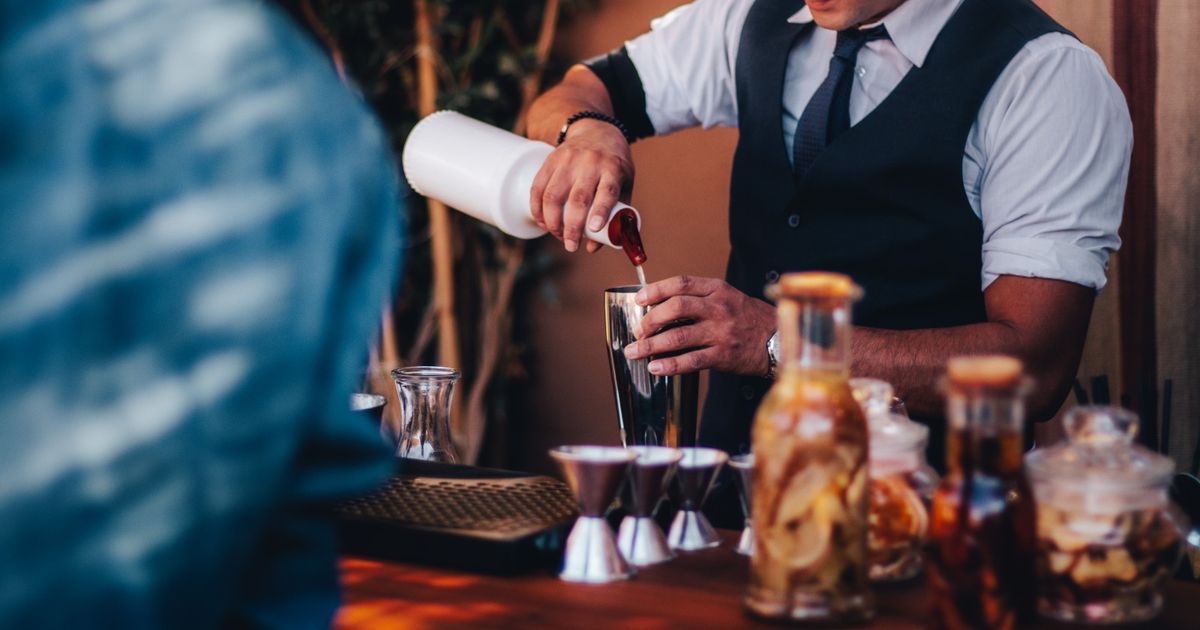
[527,65,615,144]
[853,323,1018,418]
[853,321,1080,422]
[851,276,1093,422]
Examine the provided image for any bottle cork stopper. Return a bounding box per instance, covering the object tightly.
[771,272,863,300]
[946,355,1024,389]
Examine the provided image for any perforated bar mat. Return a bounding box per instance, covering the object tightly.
[338,475,578,539]
[333,460,579,574]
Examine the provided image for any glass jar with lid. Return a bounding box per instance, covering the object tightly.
[1025,405,1186,624]
[851,378,938,582]
[746,272,871,623]
[927,356,1038,629]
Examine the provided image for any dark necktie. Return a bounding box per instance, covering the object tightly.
[792,25,890,180]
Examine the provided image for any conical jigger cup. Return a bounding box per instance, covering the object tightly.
[550,446,637,583]
[668,447,728,551]
[618,446,683,566]
[729,453,755,556]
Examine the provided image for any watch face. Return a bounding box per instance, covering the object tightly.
[767,331,780,378]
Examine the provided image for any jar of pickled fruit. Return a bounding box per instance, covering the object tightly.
[1025,406,1186,624]
[851,378,937,582]
[747,272,872,623]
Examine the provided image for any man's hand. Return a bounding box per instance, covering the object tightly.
[622,276,776,376]
[529,119,633,253]
[526,65,635,253]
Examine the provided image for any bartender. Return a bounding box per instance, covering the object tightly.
[525,0,1129,482]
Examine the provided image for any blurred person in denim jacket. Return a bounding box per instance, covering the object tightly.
[0,0,403,627]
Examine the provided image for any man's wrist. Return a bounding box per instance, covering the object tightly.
[558,112,633,145]
[560,118,622,142]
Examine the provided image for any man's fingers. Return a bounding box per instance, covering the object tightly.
[529,158,555,229]
[562,177,598,253]
[633,296,704,339]
[624,320,709,360]
[541,169,573,240]
[647,347,720,376]
[529,143,629,250]
[636,276,722,306]
[587,172,622,233]
[585,240,603,253]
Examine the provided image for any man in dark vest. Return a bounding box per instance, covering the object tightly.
[525,0,1129,519]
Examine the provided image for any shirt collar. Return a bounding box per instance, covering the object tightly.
[787,0,964,68]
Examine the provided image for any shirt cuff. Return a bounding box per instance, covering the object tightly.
[981,237,1110,291]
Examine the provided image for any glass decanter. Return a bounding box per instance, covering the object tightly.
[927,356,1037,629]
[745,272,872,623]
[389,366,460,463]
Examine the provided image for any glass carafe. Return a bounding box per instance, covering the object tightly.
[927,356,1037,629]
[389,366,460,463]
[746,272,872,623]
[851,378,938,582]
[1026,406,1185,623]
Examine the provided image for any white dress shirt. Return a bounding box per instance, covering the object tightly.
[622,0,1131,291]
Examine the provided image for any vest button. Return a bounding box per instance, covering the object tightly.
[765,270,780,283]
[787,214,800,228]
[741,385,756,400]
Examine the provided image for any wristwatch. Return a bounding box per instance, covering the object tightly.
[765,330,780,379]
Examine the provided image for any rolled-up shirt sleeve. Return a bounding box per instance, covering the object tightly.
[977,37,1131,291]
[585,0,750,137]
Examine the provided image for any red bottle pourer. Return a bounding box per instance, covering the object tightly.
[608,205,647,266]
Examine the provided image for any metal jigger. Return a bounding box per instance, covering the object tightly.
[729,453,755,556]
[668,447,729,551]
[550,446,637,583]
[618,446,683,566]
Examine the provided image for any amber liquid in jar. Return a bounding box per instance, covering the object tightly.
[746,273,872,623]
[853,377,936,583]
[927,357,1037,630]
[868,469,929,581]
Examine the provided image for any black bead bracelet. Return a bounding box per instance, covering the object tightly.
[557,111,635,145]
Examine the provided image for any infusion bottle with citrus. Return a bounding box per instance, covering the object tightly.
[745,272,872,623]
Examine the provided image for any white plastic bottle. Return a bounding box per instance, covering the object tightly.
[402,111,642,255]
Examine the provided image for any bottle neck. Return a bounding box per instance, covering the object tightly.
[944,387,1026,475]
[777,297,853,375]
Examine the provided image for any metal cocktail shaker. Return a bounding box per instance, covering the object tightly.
[604,286,698,448]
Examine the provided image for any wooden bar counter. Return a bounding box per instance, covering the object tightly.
[336,531,1200,629]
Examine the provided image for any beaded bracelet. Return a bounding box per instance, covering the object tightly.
[557,111,635,145]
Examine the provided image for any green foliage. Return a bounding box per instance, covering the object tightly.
[281,0,589,148]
